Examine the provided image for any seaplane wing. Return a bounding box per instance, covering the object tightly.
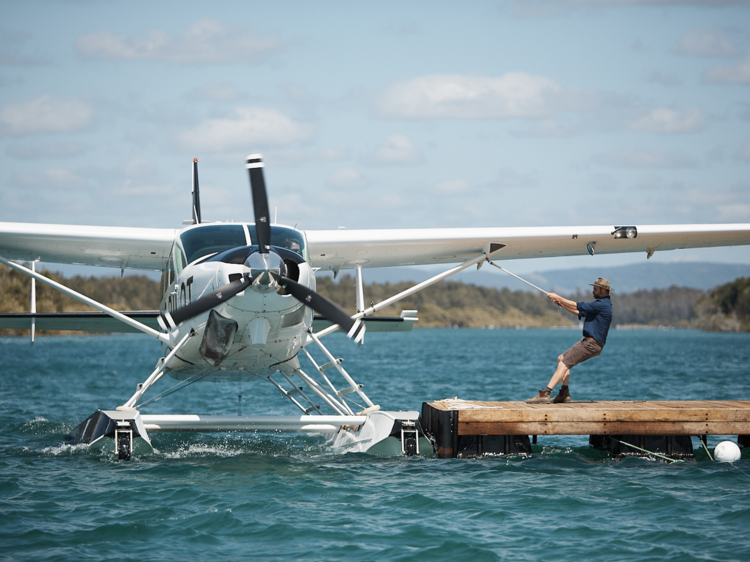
[1,220,748,274]
[305,224,750,271]
[0,222,176,271]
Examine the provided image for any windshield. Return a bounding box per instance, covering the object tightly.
[247,225,306,260]
[180,224,248,264]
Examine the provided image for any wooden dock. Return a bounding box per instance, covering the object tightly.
[420,399,750,458]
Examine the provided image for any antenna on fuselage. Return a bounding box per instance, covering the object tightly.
[192,158,202,224]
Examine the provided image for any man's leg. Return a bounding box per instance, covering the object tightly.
[526,354,570,404]
[545,354,570,390]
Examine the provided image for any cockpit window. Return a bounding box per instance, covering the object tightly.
[180,225,248,265]
[247,225,306,259]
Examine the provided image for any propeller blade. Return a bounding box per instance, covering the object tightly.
[192,158,202,224]
[159,276,251,330]
[246,154,271,254]
[277,276,365,344]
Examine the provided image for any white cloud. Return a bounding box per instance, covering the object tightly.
[186,82,241,102]
[628,108,705,133]
[494,167,535,187]
[592,148,697,168]
[318,148,349,161]
[647,71,683,87]
[513,119,577,137]
[0,29,49,66]
[670,186,750,222]
[177,107,314,153]
[703,51,750,84]
[511,1,750,20]
[328,168,367,189]
[366,134,424,165]
[6,142,86,159]
[0,95,93,136]
[432,179,471,195]
[12,167,88,189]
[124,156,157,178]
[377,73,564,119]
[678,28,738,57]
[75,19,280,64]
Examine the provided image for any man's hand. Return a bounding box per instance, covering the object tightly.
[548,292,579,315]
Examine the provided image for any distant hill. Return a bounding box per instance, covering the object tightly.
[694,277,750,332]
[343,262,750,295]
[0,265,160,336]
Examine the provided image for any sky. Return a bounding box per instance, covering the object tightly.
[1,0,750,278]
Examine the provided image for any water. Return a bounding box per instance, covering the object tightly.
[1,329,749,561]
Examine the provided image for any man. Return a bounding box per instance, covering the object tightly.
[526,277,613,404]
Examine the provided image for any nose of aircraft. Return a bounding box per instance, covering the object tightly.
[245,250,286,290]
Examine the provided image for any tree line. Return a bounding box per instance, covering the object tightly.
[1,264,748,334]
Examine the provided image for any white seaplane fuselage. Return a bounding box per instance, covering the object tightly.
[159,222,314,381]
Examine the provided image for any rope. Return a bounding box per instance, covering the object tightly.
[698,435,714,461]
[489,262,561,308]
[609,437,684,463]
[488,262,549,295]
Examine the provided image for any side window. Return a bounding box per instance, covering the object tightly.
[175,244,187,274]
[167,250,175,287]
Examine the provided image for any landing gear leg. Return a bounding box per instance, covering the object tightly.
[115,421,133,461]
[401,421,419,456]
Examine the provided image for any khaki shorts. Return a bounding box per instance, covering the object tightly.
[561,338,602,369]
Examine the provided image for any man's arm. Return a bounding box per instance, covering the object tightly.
[547,292,579,315]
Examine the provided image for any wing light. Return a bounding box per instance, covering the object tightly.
[612,226,638,239]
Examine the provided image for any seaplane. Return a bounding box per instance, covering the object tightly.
[1,154,749,459]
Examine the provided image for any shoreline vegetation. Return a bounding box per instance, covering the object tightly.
[1,265,749,335]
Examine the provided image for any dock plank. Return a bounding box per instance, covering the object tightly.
[460,421,747,436]
[425,400,750,436]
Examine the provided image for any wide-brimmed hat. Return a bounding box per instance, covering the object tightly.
[589,277,613,292]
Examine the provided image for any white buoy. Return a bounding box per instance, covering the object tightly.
[713,441,741,463]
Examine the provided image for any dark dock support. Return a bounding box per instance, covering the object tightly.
[421,402,460,458]
[421,401,531,458]
[420,399,750,459]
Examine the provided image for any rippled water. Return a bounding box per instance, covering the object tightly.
[1,329,749,561]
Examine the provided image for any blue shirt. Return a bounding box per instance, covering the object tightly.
[576,296,612,346]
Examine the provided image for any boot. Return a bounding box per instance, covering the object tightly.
[552,387,572,403]
[526,389,551,404]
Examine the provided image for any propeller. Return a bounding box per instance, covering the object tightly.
[246,154,270,253]
[161,154,365,344]
[274,275,365,344]
[159,275,251,330]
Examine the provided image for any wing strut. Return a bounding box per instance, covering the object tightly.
[312,243,505,340]
[0,256,171,345]
[30,260,37,345]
